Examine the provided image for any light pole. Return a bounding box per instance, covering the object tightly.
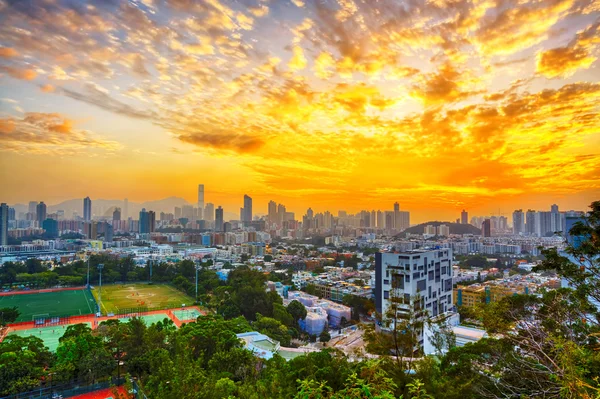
[86,255,90,288]
[148,258,153,283]
[97,263,104,314]
[195,259,200,302]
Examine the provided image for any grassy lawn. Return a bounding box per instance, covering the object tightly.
[92,283,193,314]
[0,289,96,321]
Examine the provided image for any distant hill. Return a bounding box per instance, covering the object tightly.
[400,221,481,236]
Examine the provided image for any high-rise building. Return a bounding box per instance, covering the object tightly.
[550,204,561,233]
[498,216,508,231]
[36,202,47,226]
[526,210,536,235]
[306,207,314,219]
[215,206,224,232]
[268,200,277,224]
[28,201,37,215]
[83,197,92,222]
[243,195,252,222]
[205,203,215,222]
[437,224,450,236]
[113,207,121,221]
[198,184,205,209]
[512,209,525,235]
[482,219,491,237]
[375,249,453,351]
[0,203,8,245]
[148,211,156,233]
[461,210,468,225]
[42,218,59,239]
[8,207,15,221]
[123,198,129,220]
[139,208,150,234]
[277,204,286,225]
[104,221,114,242]
[393,202,400,212]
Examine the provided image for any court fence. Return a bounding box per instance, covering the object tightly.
[114,303,188,316]
[0,377,125,399]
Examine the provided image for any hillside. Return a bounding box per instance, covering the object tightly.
[400,221,481,236]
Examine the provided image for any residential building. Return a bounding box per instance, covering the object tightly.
[461,210,468,225]
[243,195,252,222]
[113,207,121,221]
[205,203,215,222]
[375,249,454,351]
[215,206,224,232]
[198,184,205,209]
[139,208,150,234]
[0,203,8,245]
[482,219,491,237]
[42,218,59,239]
[36,202,47,226]
[83,196,92,222]
[512,209,525,235]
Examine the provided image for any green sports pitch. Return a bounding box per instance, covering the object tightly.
[92,283,193,314]
[0,289,97,322]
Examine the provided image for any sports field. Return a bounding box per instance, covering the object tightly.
[0,289,97,322]
[116,313,171,325]
[8,322,92,352]
[173,308,202,321]
[93,284,193,314]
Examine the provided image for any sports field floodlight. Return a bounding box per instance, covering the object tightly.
[97,263,104,314]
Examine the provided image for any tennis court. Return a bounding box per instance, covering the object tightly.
[0,289,97,322]
[172,308,202,321]
[93,284,193,314]
[8,322,92,352]
[115,313,171,325]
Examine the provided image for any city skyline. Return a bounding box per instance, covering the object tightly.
[0,1,598,219]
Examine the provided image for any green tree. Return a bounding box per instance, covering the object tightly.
[319,330,331,344]
[0,306,19,326]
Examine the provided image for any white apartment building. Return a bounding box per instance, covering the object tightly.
[375,249,454,350]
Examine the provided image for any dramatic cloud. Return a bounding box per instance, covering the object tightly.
[536,20,600,78]
[0,112,121,154]
[0,0,598,212]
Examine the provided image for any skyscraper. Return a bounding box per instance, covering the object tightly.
[139,208,150,234]
[0,203,8,246]
[525,210,536,235]
[550,204,561,233]
[215,206,224,232]
[393,202,399,212]
[83,197,92,222]
[42,218,58,239]
[8,207,15,221]
[482,219,491,237]
[205,203,215,222]
[28,201,37,215]
[148,210,156,233]
[243,195,252,222]
[268,200,277,224]
[36,202,47,226]
[198,184,205,209]
[512,209,524,235]
[461,210,468,224]
[277,203,286,225]
[113,207,121,221]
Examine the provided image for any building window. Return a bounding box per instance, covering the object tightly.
[384,291,389,299]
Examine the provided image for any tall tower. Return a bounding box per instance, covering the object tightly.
[83,197,92,222]
[512,209,525,235]
[123,198,129,220]
[243,195,252,222]
[461,210,468,225]
[36,202,47,226]
[215,206,224,232]
[268,200,277,224]
[0,203,8,246]
[198,184,205,209]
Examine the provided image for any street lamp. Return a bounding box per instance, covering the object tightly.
[97,263,104,314]
[195,259,201,302]
[86,254,90,288]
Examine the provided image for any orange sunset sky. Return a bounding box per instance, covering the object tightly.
[0,0,599,223]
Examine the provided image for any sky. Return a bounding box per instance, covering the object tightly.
[0,0,599,223]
